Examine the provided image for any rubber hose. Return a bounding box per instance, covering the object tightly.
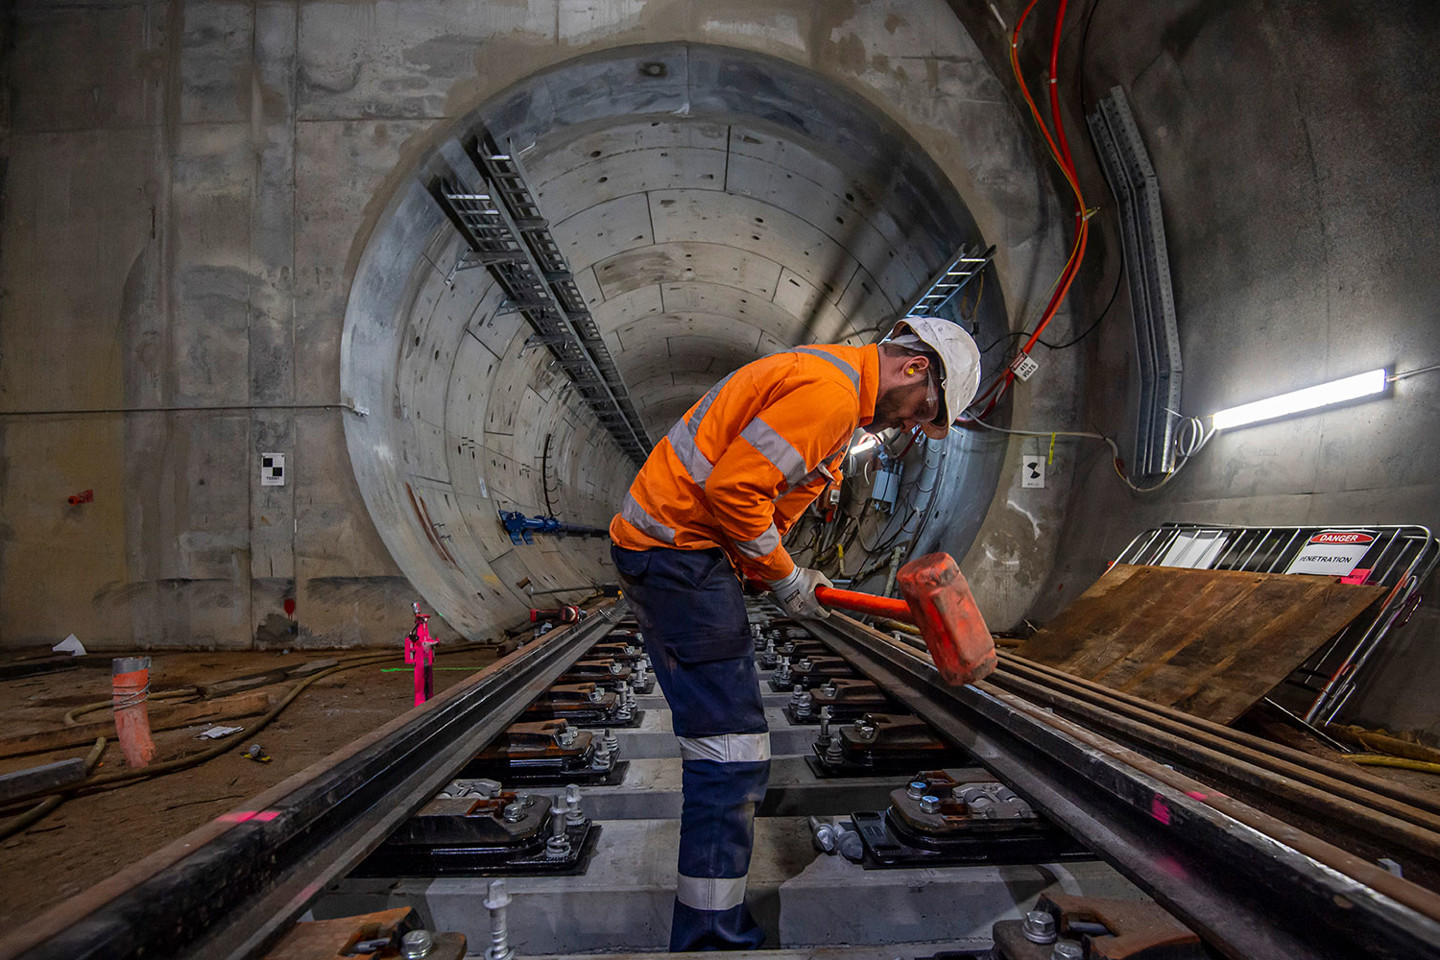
[1345,754,1440,776]
[64,687,198,726]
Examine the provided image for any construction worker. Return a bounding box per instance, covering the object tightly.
[609,316,981,951]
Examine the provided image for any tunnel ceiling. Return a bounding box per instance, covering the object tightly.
[458,43,992,438]
[343,43,1003,638]
[522,117,960,438]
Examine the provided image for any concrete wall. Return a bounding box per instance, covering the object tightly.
[0,1,1075,649]
[1014,0,1440,736]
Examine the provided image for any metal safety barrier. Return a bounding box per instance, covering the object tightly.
[1116,522,1438,722]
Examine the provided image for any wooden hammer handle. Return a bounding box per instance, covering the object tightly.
[814,585,911,621]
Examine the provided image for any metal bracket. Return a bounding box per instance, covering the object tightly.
[444,250,488,288]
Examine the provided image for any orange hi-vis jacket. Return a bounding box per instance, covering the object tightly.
[610,344,881,582]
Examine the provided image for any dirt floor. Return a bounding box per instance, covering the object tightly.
[0,645,499,930]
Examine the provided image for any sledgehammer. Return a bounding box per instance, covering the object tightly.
[814,553,995,686]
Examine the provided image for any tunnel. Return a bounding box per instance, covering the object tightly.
[4,2,1440,955]
[342,43,1041,641]
[0,0,1436,771]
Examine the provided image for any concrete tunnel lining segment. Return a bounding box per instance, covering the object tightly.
[342,42,1012,640]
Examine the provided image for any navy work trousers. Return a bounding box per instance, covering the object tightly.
[611,545,769,951]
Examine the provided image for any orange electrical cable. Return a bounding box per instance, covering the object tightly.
[1009,0,1081,203]
[971,0,1088,422]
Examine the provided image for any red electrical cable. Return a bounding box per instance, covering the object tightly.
[967,0,1089,425]
[1033,0,1087,351]
[1017,0,1086,358]
[1048,0,1078,175]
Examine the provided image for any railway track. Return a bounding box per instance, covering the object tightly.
[3,598,1439,960]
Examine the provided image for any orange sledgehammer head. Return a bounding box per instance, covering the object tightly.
[897,553,996,686]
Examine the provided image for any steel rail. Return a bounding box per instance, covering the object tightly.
[0,604,622,960]
[877,624,1440,836]
[987,684,1440,916]
[994,648,1440,819]
[987,658,1440,867]
[806,613,1440,960]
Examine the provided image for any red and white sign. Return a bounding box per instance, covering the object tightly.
[1285,530,1376,577]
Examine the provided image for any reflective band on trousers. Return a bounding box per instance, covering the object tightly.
[621,493,675,543]
[676,732,771,763]
[792,346,860,391]
[676,873,748,912]
[736,524,781,560]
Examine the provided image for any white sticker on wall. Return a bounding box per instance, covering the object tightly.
[261,453,286,487]
[1022,455,1045,488]
[1284,530,1376,577]
[1009,351,1040,381]
[478,477,489,499]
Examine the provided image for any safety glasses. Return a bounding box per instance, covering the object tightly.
[920,366,945,426]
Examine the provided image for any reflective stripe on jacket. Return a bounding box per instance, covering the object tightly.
[610,344,880,582]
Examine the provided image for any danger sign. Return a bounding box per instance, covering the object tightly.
[1284,530,1376,577]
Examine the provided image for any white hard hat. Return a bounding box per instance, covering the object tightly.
[883,316,982,434]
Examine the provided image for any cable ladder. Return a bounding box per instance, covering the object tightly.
[437,136,653,466]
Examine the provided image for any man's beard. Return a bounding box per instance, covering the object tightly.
[871,382,928,431]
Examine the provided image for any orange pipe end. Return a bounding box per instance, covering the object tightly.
[112,657,156,768]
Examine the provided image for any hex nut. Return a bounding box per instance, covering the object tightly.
[1022,909,1058,944]
[1051,939,1084,960]
[400,929,433,958]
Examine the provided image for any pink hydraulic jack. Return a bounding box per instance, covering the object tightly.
[403,602,437,706]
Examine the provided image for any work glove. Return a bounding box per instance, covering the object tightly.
[767,566,834,620]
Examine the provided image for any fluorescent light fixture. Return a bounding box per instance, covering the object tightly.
[850,432,879,456]
[1211,368,1388,431]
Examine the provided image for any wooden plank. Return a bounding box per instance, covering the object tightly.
[262,907,415,960]
[0,758,87,804]
[0,692,272,760]
[261,906,466,960]
[1085,570,1250,686]
[1,645,71,664]
[1015,565,1386,723]
[197,669,288,699]
[0,657,80,680]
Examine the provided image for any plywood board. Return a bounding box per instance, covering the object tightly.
[1014,564,1386,723]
